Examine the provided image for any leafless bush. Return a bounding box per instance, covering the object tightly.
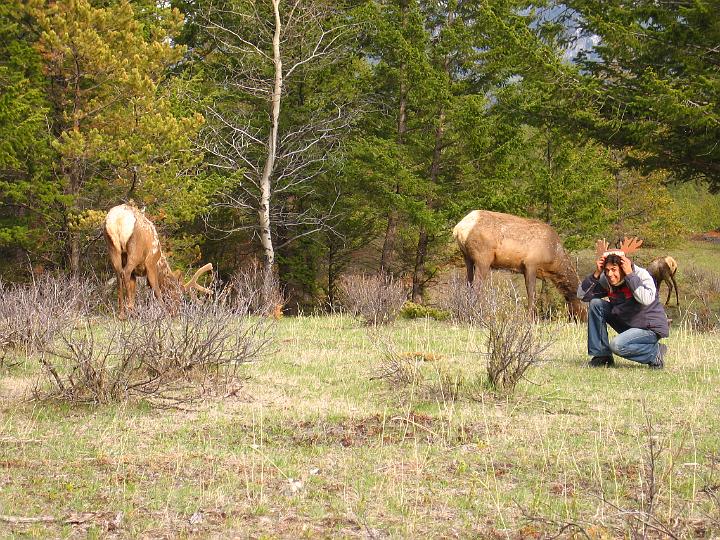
[0,275,99,360]
[369,331,462,403]
[339,273,408,325]
[479,282,551,395]
[437,273,491,325]
[229,260,286,317]
[372,350,425,389]
[699,452,720,532]
[36,298,272,404]
[596,411,696,539]
[678,265,720,332]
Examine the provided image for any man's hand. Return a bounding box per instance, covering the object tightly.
[593,255,606,278]
[620,255,633,275]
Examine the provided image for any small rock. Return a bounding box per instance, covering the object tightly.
[287,478,303,493]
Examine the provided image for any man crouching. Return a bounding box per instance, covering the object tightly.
[577,237,669,369]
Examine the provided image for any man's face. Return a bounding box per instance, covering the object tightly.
[604,263,624,286]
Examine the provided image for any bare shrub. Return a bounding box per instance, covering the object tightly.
[437,272,490,325]
[371,350,425,389]
[0,275,99,359]
[229,260,286,316]
[520,411,714,538]
[369,331,462,403]
[37,298,272,404]
[478,282,551,395]
[339,273,408,325]
[596,411,695,539]
[678,265,720,332]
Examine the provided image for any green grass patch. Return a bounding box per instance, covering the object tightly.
[2,306,720,537]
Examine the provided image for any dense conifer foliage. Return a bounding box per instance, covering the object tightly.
[1,0,718,306]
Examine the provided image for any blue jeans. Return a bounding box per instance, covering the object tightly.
[587,298,660,365]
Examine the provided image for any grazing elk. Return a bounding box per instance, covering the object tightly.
[647,256,679,306]
[453,210,586,321]
[104,204,213,318]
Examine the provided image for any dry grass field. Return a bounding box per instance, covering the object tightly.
[2,314,720,538]
[1,240,720,538]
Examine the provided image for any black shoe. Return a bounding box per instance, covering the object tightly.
[650,344,667,370]
[588,356,614,368]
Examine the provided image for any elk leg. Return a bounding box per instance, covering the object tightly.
[463,252,475,283]
[670,273,680,306]
[105,241,127,317]
[121,258,141,316]
[116,273,126,318]
[664,279,671,306]
[126,274,137,312]
[470,252,492,283]
[523,265,538,317]
[145,260,162,300]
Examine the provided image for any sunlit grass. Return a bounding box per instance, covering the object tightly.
[1,314,719,537]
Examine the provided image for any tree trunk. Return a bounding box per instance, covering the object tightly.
[69,233,80,275]
[327,236,337,310]
[411,229,429,302]
[545,131,553,224]
[380,196,399,275]
[411,5,453,301]
[411,102,446,302]
[258,0,282,286]
[66,157,82,276]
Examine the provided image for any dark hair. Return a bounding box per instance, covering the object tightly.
[603,253,625,275]
[604,253,623,268]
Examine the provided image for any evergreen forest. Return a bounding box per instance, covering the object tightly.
[2,0,719,310]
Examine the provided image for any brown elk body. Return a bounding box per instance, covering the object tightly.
[104,204,212,318]
[453,210,586,321]
[647,256,679,306]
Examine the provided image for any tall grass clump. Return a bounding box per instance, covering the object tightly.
[339,273,408,325]
[369,331,462,405]
[37,297,272,404]
[0,275,100,361]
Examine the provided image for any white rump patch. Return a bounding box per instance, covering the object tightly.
[105,205,136,251]
[452,210,481,244]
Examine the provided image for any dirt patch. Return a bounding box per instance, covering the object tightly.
[283,413,481,447]
[695,230,720,243]
[0,375,35,405]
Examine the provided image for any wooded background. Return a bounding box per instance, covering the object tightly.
[1,0,719,310]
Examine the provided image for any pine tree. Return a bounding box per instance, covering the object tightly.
[26,0,206,273]
[552,0,720,188]
[0,1,57,274]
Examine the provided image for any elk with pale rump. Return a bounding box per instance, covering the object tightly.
[104,204,213,318]
[647,256,679,306]
[453,210,586,321]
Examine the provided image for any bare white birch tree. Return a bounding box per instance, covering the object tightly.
[197,0,357,283]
